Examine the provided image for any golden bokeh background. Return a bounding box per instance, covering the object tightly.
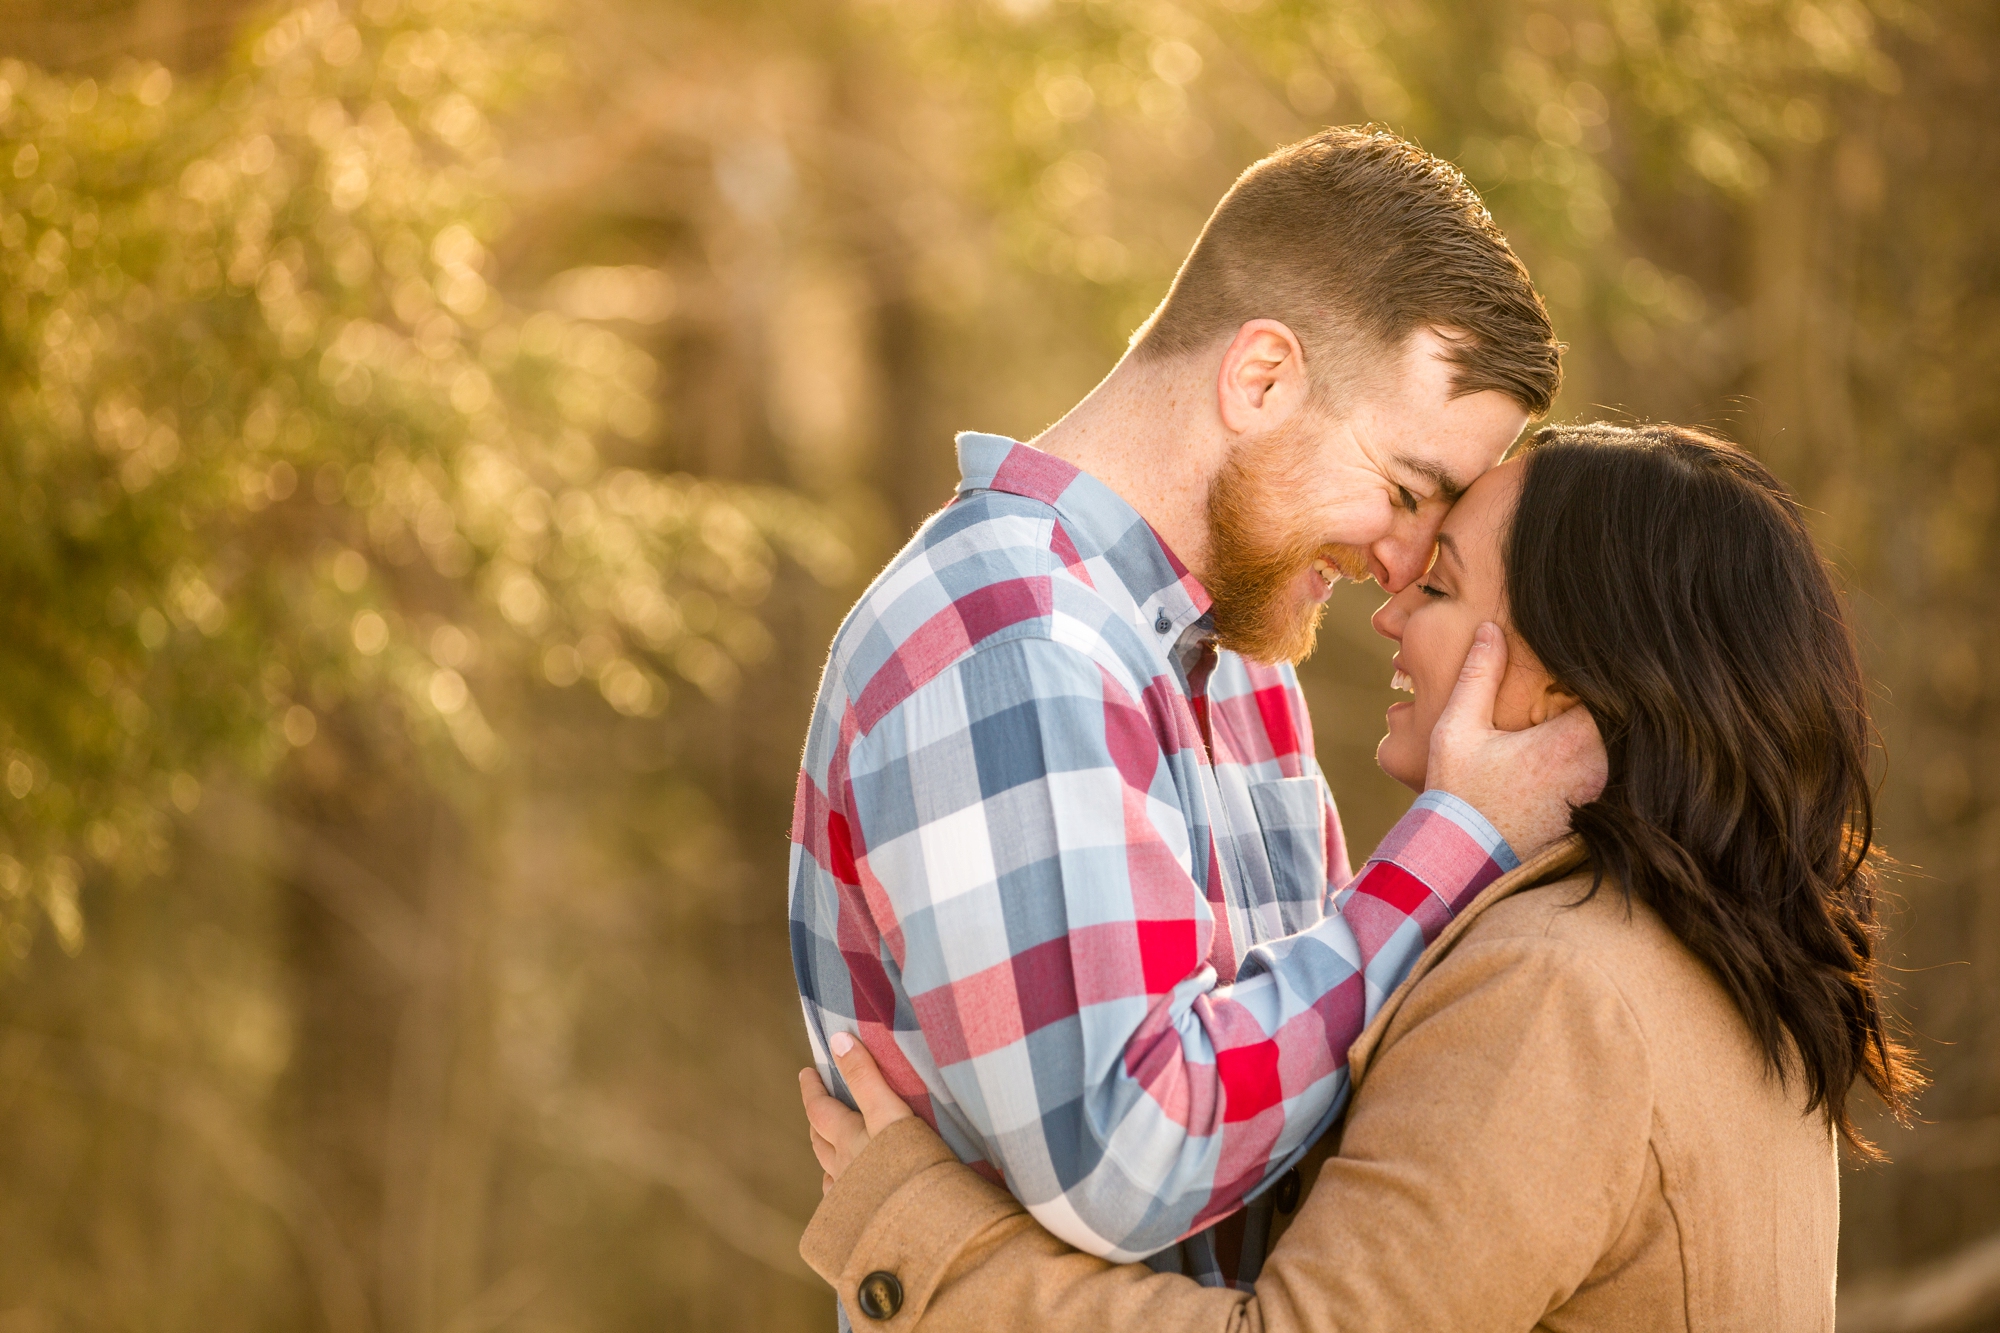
[0,0,1993,1329]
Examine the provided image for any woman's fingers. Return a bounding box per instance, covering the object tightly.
[800,1065,865,1148]
[828,1031,917,1136]
[808,1124,841,1177]
[796,1033,921,1186]
[800,1071,865,1182]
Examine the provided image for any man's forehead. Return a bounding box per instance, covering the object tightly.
[1390,452,1470,503]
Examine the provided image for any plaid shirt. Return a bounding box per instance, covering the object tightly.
[790,434,1516,1263]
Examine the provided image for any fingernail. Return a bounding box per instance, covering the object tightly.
[1474,623,1497,648]
[829,1031,855,1057]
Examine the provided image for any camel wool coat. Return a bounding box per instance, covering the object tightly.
[799,838,1841,1332]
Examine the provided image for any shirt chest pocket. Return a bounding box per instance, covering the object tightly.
[1247,776,1328,913]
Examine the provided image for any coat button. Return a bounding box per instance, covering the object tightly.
[1274,1167,1302,1215]
[856,1270,904,1320]
[1154,611,1172,634]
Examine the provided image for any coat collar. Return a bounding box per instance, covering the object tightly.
[1347,835,1591,1087]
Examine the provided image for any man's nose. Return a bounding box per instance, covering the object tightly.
[1371,537,1431,594]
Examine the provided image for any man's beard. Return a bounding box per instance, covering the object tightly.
[1204,423,1371,665]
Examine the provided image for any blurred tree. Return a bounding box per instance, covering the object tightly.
[0,0,1996,1329]
[0,2,848,1329]
[0,0,842,960]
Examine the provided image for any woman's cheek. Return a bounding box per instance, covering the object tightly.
[1415,676,1451,739]
[1490,669,1541,732]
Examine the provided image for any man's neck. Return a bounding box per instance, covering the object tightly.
[1028,353,1227,582]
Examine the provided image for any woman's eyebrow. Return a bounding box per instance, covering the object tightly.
[1392,454,1469,503]
[1435,532,1465,570]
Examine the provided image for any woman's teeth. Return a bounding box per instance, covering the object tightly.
[1391,669,1414,693]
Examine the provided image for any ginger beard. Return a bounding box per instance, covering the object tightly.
[1204,419,1371,665]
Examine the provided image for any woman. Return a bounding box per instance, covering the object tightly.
[798,423,1921,1331]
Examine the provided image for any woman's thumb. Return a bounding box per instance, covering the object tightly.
[829,1031,915,1134]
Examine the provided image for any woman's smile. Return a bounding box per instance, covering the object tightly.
[1386,658,1415,721]
[1369,457,1572,791]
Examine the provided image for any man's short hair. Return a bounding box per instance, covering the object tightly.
[1131,127,1562,415]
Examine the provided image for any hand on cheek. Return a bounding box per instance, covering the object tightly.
[1428,624,1607,856]
[1492,636,1574,733]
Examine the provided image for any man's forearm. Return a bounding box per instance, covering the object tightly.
[808,641,1518,1261]
[896,793,1516,1258]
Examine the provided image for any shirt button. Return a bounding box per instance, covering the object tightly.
[1154,611,1172,634]
[856,1270,904,1320]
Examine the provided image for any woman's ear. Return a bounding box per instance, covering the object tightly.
[1528,682,1582,727]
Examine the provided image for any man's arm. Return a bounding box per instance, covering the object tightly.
[800,934,1654,1333]
[811,636,1513,1261]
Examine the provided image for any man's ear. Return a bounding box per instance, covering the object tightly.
[1216,319,1308,435]
[1527,682,1582,727]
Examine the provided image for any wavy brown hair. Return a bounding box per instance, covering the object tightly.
[1508,422,1921,1155]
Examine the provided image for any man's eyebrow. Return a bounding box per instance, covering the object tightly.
[1435,532,1464,570]
[1392,455,1468,503]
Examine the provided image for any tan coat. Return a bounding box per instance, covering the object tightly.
[800,838,1841,1332]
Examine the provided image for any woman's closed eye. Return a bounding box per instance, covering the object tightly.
[1417,581,1448,599]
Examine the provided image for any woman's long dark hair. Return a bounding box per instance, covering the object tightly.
[1508,422,1921,1155]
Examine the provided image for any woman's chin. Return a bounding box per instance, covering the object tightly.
[1375,714,1426,793]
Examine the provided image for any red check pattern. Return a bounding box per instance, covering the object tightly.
[789,434,1516,1263]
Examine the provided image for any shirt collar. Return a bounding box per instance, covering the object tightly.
[955,433,1213,649]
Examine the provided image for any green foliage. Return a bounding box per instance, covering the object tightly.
[0,0,846,955]
[866,0,1906,369]
[0,0,1991,1325]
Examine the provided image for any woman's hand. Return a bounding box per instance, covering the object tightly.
[799,1032,917,1195]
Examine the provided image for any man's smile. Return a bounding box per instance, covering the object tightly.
[1308,560,1339,603]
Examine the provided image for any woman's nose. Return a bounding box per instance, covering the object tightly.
[1371,595,1405,642]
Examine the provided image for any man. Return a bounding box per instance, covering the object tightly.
[787,128,1601,1287]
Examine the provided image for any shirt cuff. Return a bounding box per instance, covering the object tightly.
[801,1116,1027,1324]
[1412,789,1518,872]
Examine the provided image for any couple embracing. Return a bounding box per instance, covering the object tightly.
[787,128,1917,1332]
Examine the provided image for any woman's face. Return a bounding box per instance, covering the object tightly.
[1370,457,1570,791]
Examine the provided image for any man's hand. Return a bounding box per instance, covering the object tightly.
[799,1032,916,1195]
[1426,623,1607,858]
